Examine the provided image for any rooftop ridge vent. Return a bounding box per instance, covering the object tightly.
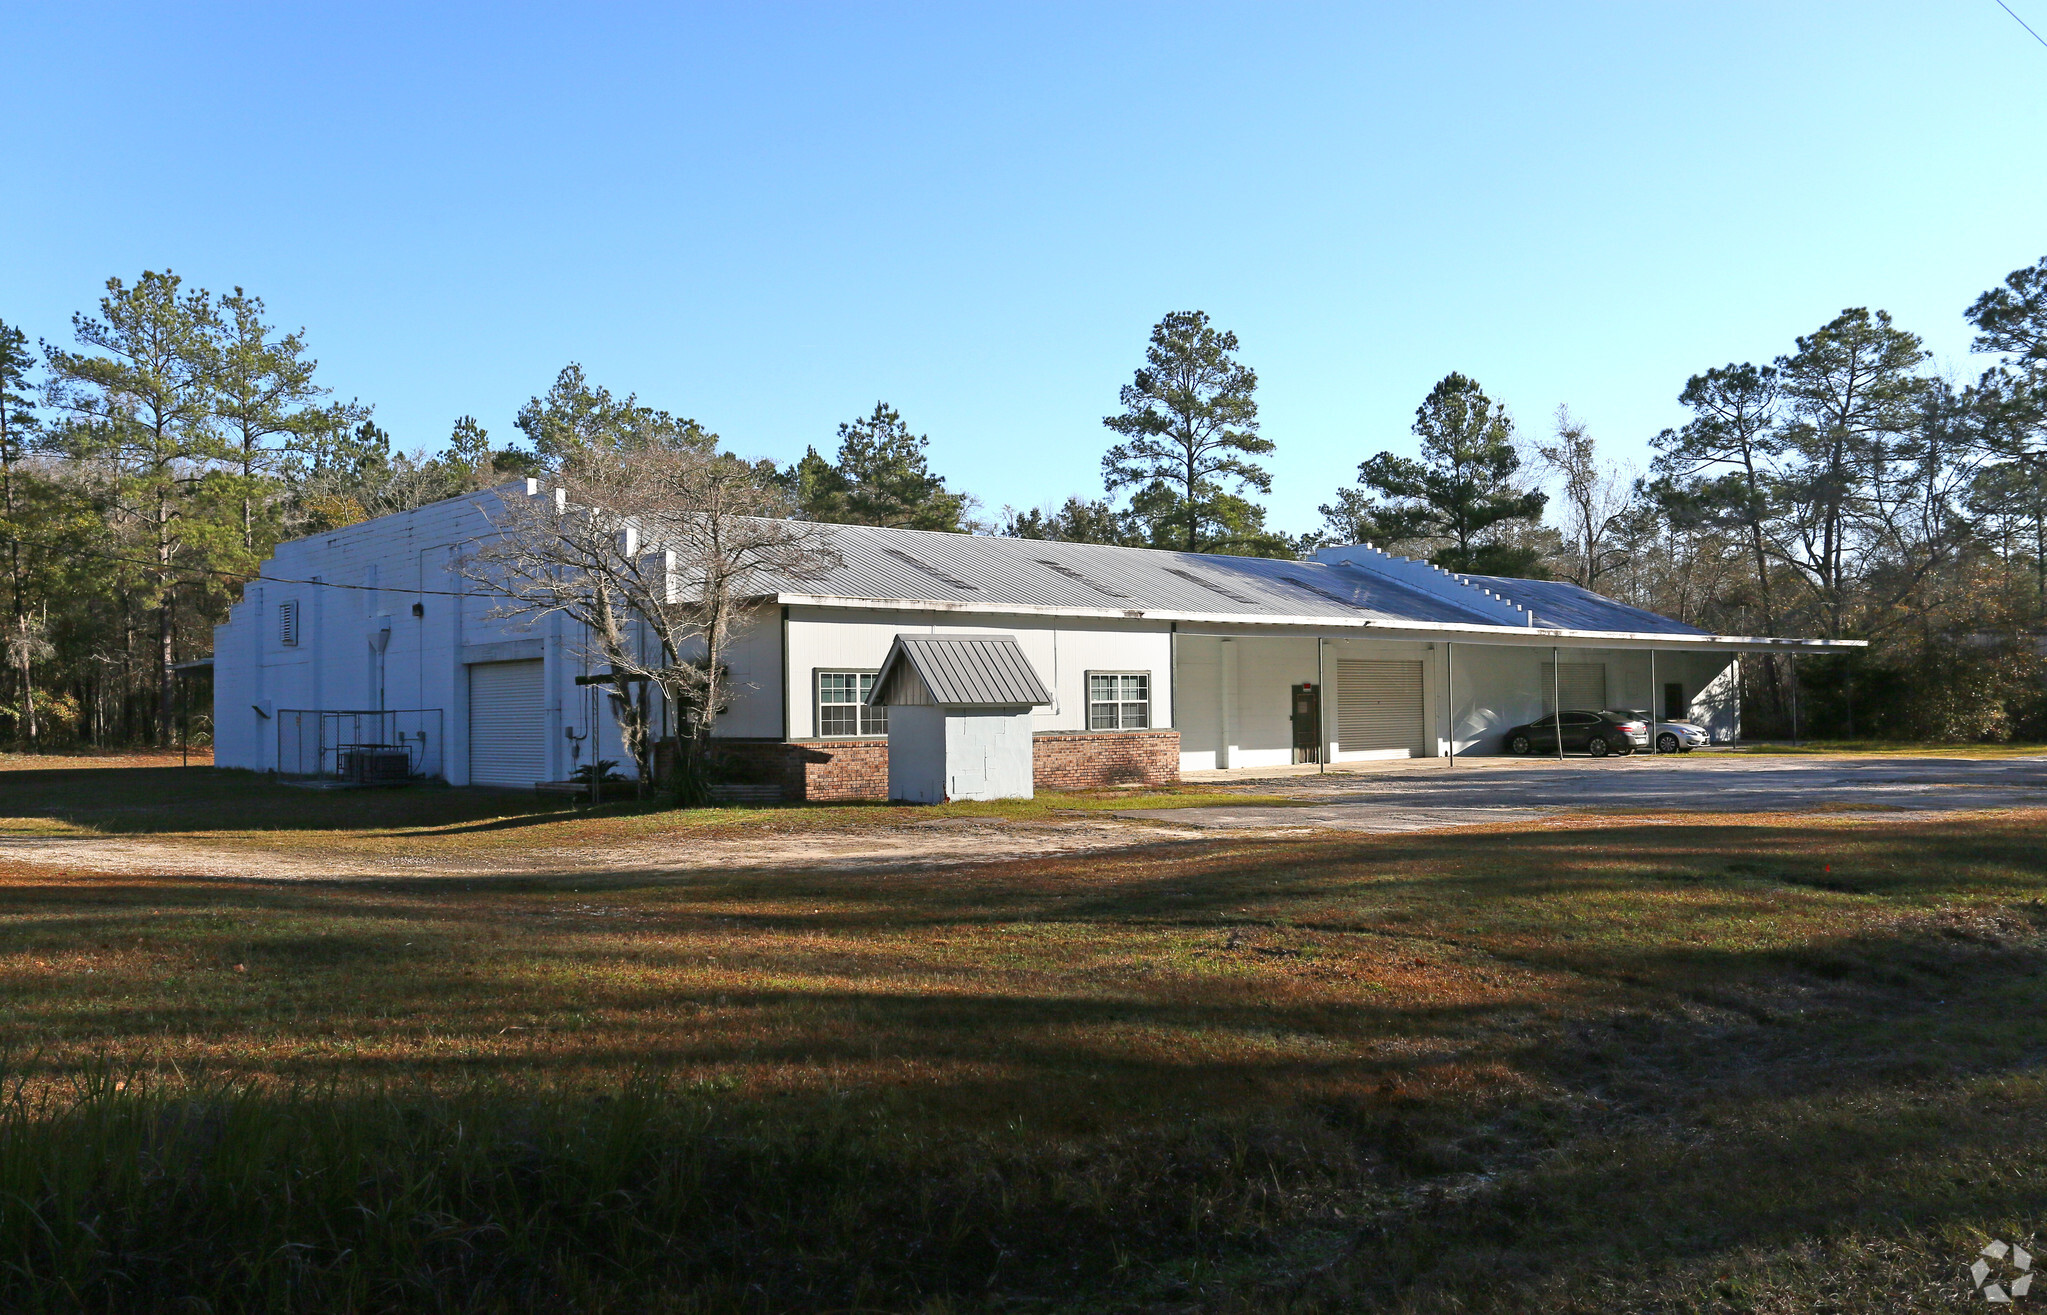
[1275,574,1363,608]
[880,546,978,591]
[1033,558,1132,598]
[1164,566,1259,606]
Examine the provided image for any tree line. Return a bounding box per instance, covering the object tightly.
[3,258,2045,749]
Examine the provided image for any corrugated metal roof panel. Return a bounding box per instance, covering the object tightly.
[869,634,1053,707]
[749,522,1517,627]
[1464,575,1708,636]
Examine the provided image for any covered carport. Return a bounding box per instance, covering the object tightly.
[1171,619,1863,772]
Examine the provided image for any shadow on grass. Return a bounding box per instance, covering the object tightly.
[0,815,2044,1307]
[1,899,2043,1309]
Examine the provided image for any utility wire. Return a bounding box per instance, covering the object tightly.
[1996,0,2047,49]
[0,531,481,598]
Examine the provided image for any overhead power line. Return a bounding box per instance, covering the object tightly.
[1995,0,2047,49]
[0,532,480,598]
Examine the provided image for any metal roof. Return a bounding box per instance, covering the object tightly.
[869,634,1053,708]
[1461,575,1707,636]
[754,522,1514,627]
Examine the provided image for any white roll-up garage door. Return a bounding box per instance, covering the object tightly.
[1540,662,1608,712]
[1336,659,1425,754]
[468,660,545,787]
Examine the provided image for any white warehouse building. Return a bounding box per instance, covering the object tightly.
[212,481,1850,799]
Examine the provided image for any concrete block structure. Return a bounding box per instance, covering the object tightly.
[870,634,1054,802]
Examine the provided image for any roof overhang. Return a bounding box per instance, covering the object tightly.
[773,592,1863,653]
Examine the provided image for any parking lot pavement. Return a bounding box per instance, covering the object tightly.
[1119,754,2047,833]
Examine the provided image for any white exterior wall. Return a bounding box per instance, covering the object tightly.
[212,492,630,786]
[1174,633,1441,771]
[781,607,1172,740]
[945,708,1036,800]
[212,490,1748,788]
[1443,644,1740,754]
[885,704,1036,803]
[1170,634,1743,767]
[886,704,947,802]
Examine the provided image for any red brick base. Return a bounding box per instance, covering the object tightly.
[700,729,1179,802]
[1030,729,1181,791]
[707,739,890,803]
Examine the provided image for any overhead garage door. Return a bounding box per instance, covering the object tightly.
[469,660,545,787]
[1540,662,1608,712]
[1336,659,1425,754]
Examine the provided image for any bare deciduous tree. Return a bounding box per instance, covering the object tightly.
[461,445,836,804]
[1535,406,1635,592]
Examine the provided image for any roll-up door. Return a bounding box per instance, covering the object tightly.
[468,660,545,787]
[1540,662,1608,712]
[1336,659,1425,754]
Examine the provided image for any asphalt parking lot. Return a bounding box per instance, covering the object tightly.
[1123,753,2047,833]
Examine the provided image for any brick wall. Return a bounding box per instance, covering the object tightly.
[1032,729,1180,791]
[707,739,890,802]
[696,728,1179,802]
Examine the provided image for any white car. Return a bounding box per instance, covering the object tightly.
[1620,711,1712,753]
[1652,720,1711,753]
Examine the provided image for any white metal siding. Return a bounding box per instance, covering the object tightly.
[468,660,545,787]
[1540,662,1608,711]
[1336,659,1425,753]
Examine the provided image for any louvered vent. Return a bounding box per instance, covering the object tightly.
[278,599,299,647]
[881,547,978,590]
[1034,558,1131,598]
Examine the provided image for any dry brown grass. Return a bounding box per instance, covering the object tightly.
[2,761,2045,1310]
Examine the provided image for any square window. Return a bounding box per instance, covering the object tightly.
[1087,671,1149,730]
[817,670,886,737]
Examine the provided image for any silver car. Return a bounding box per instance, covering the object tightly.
[1621,711,1710,754]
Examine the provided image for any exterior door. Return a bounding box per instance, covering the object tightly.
[1290,683,1321,764]
[468,660,546,787]
[1335,659,1426,755]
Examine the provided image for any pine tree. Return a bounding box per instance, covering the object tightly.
[1101,311,1278,554]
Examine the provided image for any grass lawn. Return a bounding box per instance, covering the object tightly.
[0,753,1296,868]
[1730,739,2047,758]
[0,762,2041,1310]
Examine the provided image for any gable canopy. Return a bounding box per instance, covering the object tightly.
[868,634,1053,709]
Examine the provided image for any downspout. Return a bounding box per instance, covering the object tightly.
[1169,623,1177,732]
[1315,635,1325,774]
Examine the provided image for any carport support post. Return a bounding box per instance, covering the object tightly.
[1445,641,1454,767]
[1552,646,1563,761]
[1649,648,1657,754]
[1791,652,1800,747]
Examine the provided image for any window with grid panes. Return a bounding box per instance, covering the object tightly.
[816,671,887,737]
[1086,672,1149,729]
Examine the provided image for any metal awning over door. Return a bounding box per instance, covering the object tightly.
[468,659,545,787]
[1335,658,1425,754]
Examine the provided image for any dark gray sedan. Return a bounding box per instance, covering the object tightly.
[1503,709,1651,758]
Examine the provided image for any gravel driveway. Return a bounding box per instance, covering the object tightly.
[1118,754,2047,833]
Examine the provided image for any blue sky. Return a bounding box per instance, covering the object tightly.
[4,3,2044,533]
